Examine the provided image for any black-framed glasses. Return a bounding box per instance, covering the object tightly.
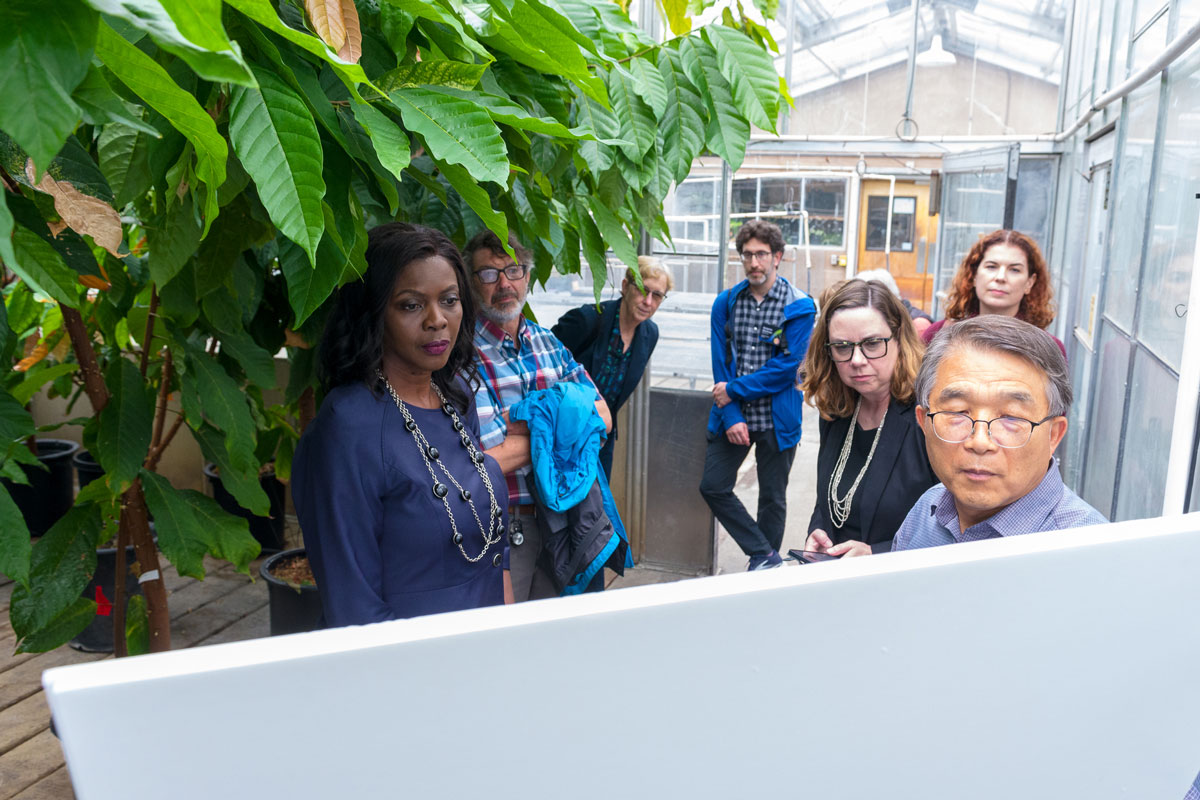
[474,263,529,284]
[924,411,1059,449]
[825,336,891,362]
[740,250,775,264]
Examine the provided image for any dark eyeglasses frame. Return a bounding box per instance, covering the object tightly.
[825,336,892,362]
[924,411,1059,449]
[473,263,529,284]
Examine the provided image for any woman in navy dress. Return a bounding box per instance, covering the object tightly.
[292,223,508,627]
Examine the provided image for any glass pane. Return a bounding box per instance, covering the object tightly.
[1108,0,1132,85]
[1190,426,1200,512]
[1060,333,1096,489]
[1133,0,1167,33]
[1101,76,1160,332]
[731,178,757,216]
[1080,321,1131,516]
[664,178,720,251]
[1134,44,1200,371]
[1074,164,1112,345]
[865,196,916,251]
[934,168,1008,316]
[1113,348,1178,520]
[804,179,846,247]
[1013,158,1056,253]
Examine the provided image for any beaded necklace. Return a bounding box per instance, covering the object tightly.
[827,398,888,530]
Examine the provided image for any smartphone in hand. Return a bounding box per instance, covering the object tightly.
[787,549,841,564]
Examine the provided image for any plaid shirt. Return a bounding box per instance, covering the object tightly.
[730,278,789,432]
[472,317,596,505]
[892,460,1107,551]
[1186,772,1200,800]
[591,311,633,412]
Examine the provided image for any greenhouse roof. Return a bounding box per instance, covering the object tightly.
[771,0,1068,96]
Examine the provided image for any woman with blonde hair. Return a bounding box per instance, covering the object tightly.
[799,279,937,556]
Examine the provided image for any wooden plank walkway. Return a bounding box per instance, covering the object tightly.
[0,555,270,800]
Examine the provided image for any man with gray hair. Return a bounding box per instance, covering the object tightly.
[892,316,1105,551]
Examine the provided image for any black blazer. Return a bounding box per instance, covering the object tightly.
[552,298,659,425]
[807,398,937,553]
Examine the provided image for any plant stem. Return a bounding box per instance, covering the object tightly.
[139,288,159,377]
[148,350,173,456]
[145,412,185,473]
[112,517,129,657]
[62,307,109,411]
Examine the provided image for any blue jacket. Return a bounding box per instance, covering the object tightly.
[708,277,816,451]
[510,382,632,595]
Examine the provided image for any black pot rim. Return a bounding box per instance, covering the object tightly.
[73,449,100,468]
[32,439,80,462]
[260,548,317,591]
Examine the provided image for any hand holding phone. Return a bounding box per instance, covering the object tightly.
[787,549,841,564]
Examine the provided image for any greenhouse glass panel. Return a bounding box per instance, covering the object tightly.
[1080,320,1130,518]
[1113,348,1178,521]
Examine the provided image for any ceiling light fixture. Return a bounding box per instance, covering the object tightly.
[916,34,957,67]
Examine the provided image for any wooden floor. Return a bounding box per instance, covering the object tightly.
[0,555,270,800]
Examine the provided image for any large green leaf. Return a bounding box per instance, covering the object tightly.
[216,329,276,389]
[192,423,270,517]
[678,36,749,170]
[84,0,255,86]
[96,358,153,487]
[351,102,411,182]
[587,196,637,270]
[606,65,656,161]
[389,87,509,185]
[9,363,79,406]
[702,25,778,133]
[183,348,258,473]
[380,0,491,61]
[431,87,591,140]
[628,55,668,118]
[9,503,103,649]
[573,201,609,301]
[573,92,620,174]
[96,23,228,232]
[439,160,510,248]
[0,0,96,175]
[376,61,488,92]
[0,189,17,284]
[141,470,260,579]
[658,48,706,183]
[15,597,96,654]
[230,66,326,269]
[0,484,31,588]
[660,0,691,35]
[9,223,81,307]
[147,194,203,287]
[72,65,162,138]
[124,593,150,655]
[97,122,156,208]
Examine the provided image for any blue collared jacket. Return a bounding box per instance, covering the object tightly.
[708,277,817,451]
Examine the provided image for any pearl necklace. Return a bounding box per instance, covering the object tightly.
[827,398,888,530]
[377,371,503,563]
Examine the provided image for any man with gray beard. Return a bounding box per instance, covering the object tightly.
[465,230,612,601]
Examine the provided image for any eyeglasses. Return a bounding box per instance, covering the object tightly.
[740,250,775,264]
[825,336,891,362]
[474,263,529,284]
[924,411,1059,449]
[635,285,668,303]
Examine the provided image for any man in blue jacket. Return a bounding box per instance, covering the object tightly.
[700,220,816,570]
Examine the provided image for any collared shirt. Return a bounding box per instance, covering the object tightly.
[591,311,633,412]
[892,460,1107,551]
[473,316,596,505]
[1185,772,1200,800]
[731,277,789,432]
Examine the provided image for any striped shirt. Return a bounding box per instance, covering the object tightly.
[472,317,596,505]
[892,460,1107,551]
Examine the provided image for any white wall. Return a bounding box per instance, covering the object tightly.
[44,514,1200,799]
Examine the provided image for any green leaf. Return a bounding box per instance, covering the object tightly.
[658,47,706,183]
[9,363,79,406]
[628,55,668,118]
[678,36,749,169]
[279,202,364,327]
[96,22,228,232]
[97,358,153,486]
[184,348,258,472]
[438,160,510,250]
[351,102,411,181]
[14,597,96,654]
[587,196,637,271]
[0,189,19,293]
[702,25,778,133]
[9,223,81,307]
[217,329,277,389]
[573,92,620,174]
[10,503,103,645]
[230,66,326,268]
[0,0,97,175]
[72,65,163,138]
[125,593,150,655]
[98,122,156,208]
[661,0,691,35]
[0,484,31,588]
[192,423,269,516]
[147,194,203,287]
[380,0,492,60]
[376,61,488,92]
[389,87,509,185]
[83,0,255,86]
[606,65,656,160]
[431,87,590,140]
[141,470,260,579]
[574,202,608,300]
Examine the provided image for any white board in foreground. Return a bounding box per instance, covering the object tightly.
[44,513,1200,799]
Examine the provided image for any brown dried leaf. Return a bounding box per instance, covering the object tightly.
[24,160,123,258]
[78,275,111,291]
[283,329,311,349]
[336,0,362,63]
[305,0,346,52]
[47,219,68,237]
[16,343,48,372]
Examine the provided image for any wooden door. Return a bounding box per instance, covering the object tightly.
[856,180,937,312]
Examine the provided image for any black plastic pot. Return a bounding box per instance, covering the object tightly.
[69,543,143,653]
[260,548,322,636]
[73,449,104,490]
[1,439,80,535]
[204,463,286,554]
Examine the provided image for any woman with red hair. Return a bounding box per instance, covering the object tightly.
[923,229,1065,356]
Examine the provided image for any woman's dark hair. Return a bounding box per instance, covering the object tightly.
[318,222,478,411]
[944,229,1055,328]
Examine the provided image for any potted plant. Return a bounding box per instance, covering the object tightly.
[260,548,322,636]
